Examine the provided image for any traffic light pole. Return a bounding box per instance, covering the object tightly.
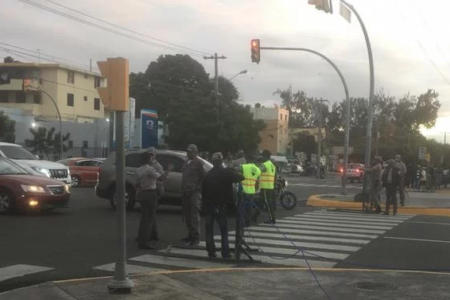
[259,46,351,194]
[204,53,227,107]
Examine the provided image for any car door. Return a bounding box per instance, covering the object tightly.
[156,154,184,198]
[83,160,102,184]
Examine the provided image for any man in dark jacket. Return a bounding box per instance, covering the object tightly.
[382,159,401,215]
[202,152,244,258]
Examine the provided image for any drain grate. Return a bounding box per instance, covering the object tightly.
[355,282,397,291]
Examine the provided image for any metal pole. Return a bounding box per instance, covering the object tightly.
[316,101,322,179]
[214,53,219,107]
[341,0,375,195]
[260,46,351,194]
[107,111,134,293]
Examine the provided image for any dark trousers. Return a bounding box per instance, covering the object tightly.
[182,192,201,240]
[399,176,405,204]
[204,204,229,257]
[261,189,276,223]
[137,190,158,244]
[385,186,398,215]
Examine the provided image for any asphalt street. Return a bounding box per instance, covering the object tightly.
[1,175,449,293]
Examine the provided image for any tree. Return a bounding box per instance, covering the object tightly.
[3,56,15,63]
[0,111,16,143]
[25,127,70,159]
[53,131,72,156]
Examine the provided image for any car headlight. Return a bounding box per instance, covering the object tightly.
[31,166,51,178]
[65,184,71,194]
[21,185,46,193]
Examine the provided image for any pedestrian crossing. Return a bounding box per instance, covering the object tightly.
[289,183,360,188]
[0,264,53,283]
[92,210,414,274]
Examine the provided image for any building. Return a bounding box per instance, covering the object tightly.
[250,107,290,155]
[0,63,107,123]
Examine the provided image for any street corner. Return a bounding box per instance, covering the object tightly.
[307,194,361,209]
[395,207,450,217]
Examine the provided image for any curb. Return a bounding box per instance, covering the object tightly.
[307,195,450,217]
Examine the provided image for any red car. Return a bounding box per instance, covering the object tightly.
[0,157,70,213]
[58,158,103,187]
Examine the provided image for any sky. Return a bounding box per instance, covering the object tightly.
[1,0,450,142]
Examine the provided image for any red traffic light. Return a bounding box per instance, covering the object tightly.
[251,39,260,64]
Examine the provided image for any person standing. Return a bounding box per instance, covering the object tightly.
[368,156,383,213]
[181,144,206,246]
[259,150,277,224]
[135,151,172,249]
[395,155,407,206]
[202,152,244,258]
[435,164,443,190]
[240,154,261,226]
[382,159,401,215]
[231,150,246,171]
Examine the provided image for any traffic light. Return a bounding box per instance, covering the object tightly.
[0,72,10,85]
[251,39,260,64]
[308,0,333,14]
[97,57,129,111]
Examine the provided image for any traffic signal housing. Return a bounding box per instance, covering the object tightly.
[97,57,129,111]
[308,0,333,14]
[251,39,260,64]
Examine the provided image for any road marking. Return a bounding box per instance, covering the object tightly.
[406,221,450,226]
[231,230,370,245]
[277,219,394,230]
[260,223,386,234]
[304,211,411,221]
[301,213,408,223]
[0,264,53,282]
[286,216,401,226]
[384,237,450,244]
[130,254,232,269]
[289,183,360,188]
[248,226,377,239]
[309,211,413,219]
[94,263,162,274]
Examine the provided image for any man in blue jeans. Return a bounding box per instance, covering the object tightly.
[202,152,244,258]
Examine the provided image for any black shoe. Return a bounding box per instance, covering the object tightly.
[138,243,155,250]
[222,253,232,259]
[187,239,200,246]
[208,252,217,258]
[181,236,191,242]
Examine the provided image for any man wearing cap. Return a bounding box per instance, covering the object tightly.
[202,152,244,258]
[240,154,261,226]
[258,150,277,224]
[395,154,407,206]
[181,144,206,245]
[368,156,383,213]
[382,159,401,215]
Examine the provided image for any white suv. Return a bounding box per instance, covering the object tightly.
[0,142,72,185]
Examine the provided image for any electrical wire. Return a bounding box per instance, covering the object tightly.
[40,0,212,57]
[15,0,208,58]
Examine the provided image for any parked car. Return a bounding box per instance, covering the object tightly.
[341,163,365,182]
[95,149,213,210]
[57,158,104,187]
[0,157,70,213]
[0,142,71,185]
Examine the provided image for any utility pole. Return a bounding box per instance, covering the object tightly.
[316,99,328,178]
[204,53,226,107]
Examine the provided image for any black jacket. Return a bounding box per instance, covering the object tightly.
[202,166,244,206]
[382,166,401,188]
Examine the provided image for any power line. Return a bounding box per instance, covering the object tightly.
[15,0,207,58]
[41,0,212,57]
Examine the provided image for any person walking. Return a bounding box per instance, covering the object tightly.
[382,159,401,215]
[135,151,172,250]
[368,156,383,213]
[258,150,277,224]
[395,155,407,206]
[202,152,244,258]
[240,154,261,226]
[181,144,206,246]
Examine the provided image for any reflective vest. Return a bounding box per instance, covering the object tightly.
[241,163,261,194]
[260,160,276,189]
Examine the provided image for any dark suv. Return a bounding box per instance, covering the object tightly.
[95,149,213,210]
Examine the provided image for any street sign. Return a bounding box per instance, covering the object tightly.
[418,147,426,160]
[425,153,431,162]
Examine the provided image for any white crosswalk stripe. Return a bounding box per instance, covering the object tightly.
[290,183,360,188]
[92,210,414,273]
[0,264,53,282]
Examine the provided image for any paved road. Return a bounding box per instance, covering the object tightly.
[1,176,449,293]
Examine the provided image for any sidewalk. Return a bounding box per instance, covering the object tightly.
[1,267,449,300]
[307,190,450,216]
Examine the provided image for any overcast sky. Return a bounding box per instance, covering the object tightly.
[2,0,450,141]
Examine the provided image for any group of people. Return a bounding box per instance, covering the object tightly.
[408,164,449,192]
[134,145,278,259]
[369,154,407,216]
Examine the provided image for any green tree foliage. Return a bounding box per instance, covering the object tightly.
[25,127,71,159]
[0,111,16,143]
[130,54,264,153]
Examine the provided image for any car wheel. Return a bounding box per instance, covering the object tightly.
[0,188,15,213]
[109,186,135,211]
[71,175,81,187]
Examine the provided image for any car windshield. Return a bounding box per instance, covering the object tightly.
[0,145,37,160]
[0,158,28,175]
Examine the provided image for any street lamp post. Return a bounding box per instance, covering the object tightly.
[229,70,248,81]
[316,99,329,179]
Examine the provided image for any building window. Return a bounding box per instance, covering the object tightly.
[280,113,283,120]
[16,91,26,103]
[0,91,7,103]
[94,98,100,111]
[94,77,101,88]
[84,96,88,101]
[67,71,75,84]
[84,74,88,79]
[285,115,287,121]
[33,94,41,104]
[68,140,73,148]
[83,141,89,148]
[67,93,74,107]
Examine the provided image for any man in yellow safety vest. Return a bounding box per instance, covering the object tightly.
[240,155,261,226]
[259,150,277,224]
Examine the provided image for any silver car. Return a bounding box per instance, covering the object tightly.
[95,148,212,210]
